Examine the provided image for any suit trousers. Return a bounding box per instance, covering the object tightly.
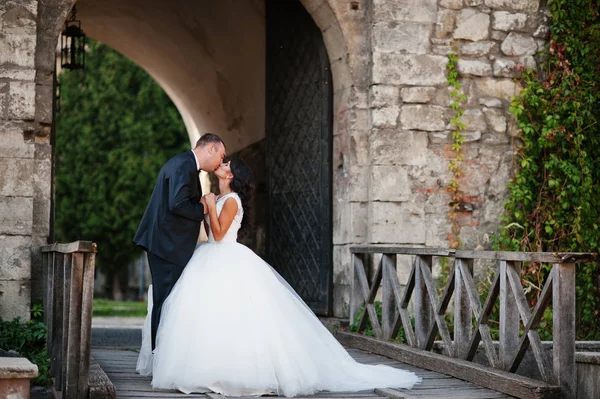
[147,252,186,350]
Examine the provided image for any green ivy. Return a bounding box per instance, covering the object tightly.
[498,0,600,339]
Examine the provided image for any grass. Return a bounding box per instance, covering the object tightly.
[92,298,148,317]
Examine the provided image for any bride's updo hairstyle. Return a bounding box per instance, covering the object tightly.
[229,158,254,237]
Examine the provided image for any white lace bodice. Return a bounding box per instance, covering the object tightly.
[205,192,243,243]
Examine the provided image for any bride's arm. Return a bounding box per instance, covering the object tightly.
[207,197,239,242]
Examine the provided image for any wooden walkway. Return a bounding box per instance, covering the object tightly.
[91,347,514,399]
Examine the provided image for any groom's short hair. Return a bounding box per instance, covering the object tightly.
[195,133,225,149]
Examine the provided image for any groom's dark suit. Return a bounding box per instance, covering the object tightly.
[134,150,204,350]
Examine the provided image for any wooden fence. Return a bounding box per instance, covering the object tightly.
[345,246,597,399]
[42,241,97,399]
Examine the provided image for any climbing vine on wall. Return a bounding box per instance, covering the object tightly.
[446,53,467,249]
[498,0,600,339]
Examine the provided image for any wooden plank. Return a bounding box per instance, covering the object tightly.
[42,240,97,254]
[350,254,366,326]
[384,262,416,346]
[43,252,55,359]
[354,254,383,337]
[416,257,454,355]
[65,252,84,398]
[457,259,499,368]
[336,332,562,399]
[505,264,553,382]
[466,272,500,362]
[79,252,96,398]
[60,253,73,394]
[414,256,433,350]
[552,263,576,399]
[382,254,397,339]
[500,261,520,370]
[508,271,553,374]
[454,258,472,359]
[50,252,64,384]
[350,247,454,257]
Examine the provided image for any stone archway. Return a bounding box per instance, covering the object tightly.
[31,0,357,318]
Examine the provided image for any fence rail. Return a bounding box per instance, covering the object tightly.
[42,241,97,399]
[349,246,597,399]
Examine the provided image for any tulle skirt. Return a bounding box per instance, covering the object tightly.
[137,242,421,397]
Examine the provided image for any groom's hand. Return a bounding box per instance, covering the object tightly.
[204,193,216,208]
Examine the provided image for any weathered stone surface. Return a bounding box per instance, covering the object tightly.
[370,129,429,166]
[493,58,516,77]
[0,280,30,321]
[454,9,490,41]
[434,10,456,39]
[440,0,463,10]
[349,130,370,165]
[482,107,507,134]
[474,78,520,98]
[0,121,34,158]
[401,104,446,131]
[457,59,493,77]
[371,202,426,244]
[8,81,35,120]
[0,197,33,235]
[491,30,508,41]
[429,130,482,144]
[479,97,504,108]
[0,68,36,81]
[346,165,369,202]
[372,106,400,128]
[487,152,512,197]
[465,0,483,5]
[0,158,34,196]
[533,23,549,39]
[492,11,527,31]
[401,86,437,103]
[1,3,37,35]
[333,283,350,318]
[432,45,454,55]
[374,0,438,23]
[370,85,400,108]
[0,34,36,68]
[460,41,496,56]
[458,109,488,132]
[333,245,352,285]
[373,22,431,54]
[371,166,410,201]
[35,84,54,124]
[0,235,31,280]
[484,0,539,12]
[350,108,369,131]
[0,82,7,118]
[520,55,537,70]
[373,53,447,86]
[32,197,51,237]
[333,201,368,245]
[500,32,538,56]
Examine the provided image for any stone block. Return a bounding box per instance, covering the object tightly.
[429,130,481,144]
[333,284,350,318]
[432,45,455,55]
[484,0,539,12]
[400,86,437,103]
[0,34,36,68]
[0,197,33,235]
[373,53,448,86]
[500,32,538,56]
[0,280,30,321]
[454,9,490,41]
[0,235,31,281]
[333,201,368,245]
[371,166,410,202]
[8,82,35,120]
[474,78,520,98]
[333,245,353,285]
[35,83,54,124]
[1,2,37,34]
[439,0,464,10]
[370,129,429,166]
[372,107,399,128]
[460,41,496,56]
[459,109,488,131]
[0,121,34,158]
[0,82,6,119]
[457,59,493,77]
[0,158,33,196]
[370,85,400,108]
[347,165,369,202]
[32,197,50,237]
[492,11,527,31]
[434,10,456,40]
[491,30,508,41]
[482,107,507,134]
[373,22,431,54]
[479,97,504,108]
[487,152,512,197]
[373,0,437,23]
[400,104,446,131]
[493,58,517,77]
[349,129,370,165]
[371,202,426,244]
[350,108,369,132]
[0,68,35,81]
[465,0,483,5]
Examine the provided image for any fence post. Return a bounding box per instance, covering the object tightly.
[553,262,576,398]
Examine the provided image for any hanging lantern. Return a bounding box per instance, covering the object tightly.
[60,6,86,70]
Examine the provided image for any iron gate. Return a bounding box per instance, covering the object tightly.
[266,0,333,315]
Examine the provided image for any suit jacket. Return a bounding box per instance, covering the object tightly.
[134,151,204,267]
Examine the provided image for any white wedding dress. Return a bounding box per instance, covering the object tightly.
[137,192,421,397]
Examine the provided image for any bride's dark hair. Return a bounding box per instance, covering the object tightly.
[229,158,254,237]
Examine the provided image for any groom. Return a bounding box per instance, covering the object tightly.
[134,133,226,350]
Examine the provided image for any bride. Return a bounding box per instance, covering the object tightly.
[136,158,421,397]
